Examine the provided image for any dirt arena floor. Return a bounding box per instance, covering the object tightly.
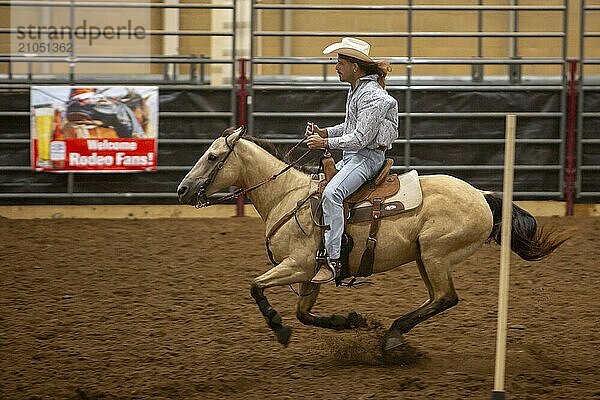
[1,215,599,400]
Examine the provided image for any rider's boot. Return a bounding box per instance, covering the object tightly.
[311,258,341,284]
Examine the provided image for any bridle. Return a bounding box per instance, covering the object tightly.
[195,130,312,208]
[195,131,239,207]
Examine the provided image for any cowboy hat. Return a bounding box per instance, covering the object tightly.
[322,37,373,63]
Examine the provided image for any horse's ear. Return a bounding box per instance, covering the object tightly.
[221,127,235,137]
[228,126,246,144]
[222,126,245,136]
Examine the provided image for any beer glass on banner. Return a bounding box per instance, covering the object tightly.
[51,109,66,169]
[35,105,54,167]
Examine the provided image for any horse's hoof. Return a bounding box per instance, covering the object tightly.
[276,325,292,347]
[384,333,405,351]
[347,311,367,329]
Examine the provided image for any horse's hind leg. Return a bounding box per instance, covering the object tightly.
[295,283,367,330]
[385,243,459,351]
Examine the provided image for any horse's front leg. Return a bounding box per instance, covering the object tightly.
[296,282,367,330]
[250,257,310,347]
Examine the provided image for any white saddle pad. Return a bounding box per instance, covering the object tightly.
[353,169,422,212]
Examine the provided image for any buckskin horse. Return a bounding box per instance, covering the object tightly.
[177,127,564,351]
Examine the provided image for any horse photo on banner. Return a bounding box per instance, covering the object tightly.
[30,86,158,172]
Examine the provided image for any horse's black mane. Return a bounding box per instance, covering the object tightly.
[242,134,317,174]
[243,135,281,158]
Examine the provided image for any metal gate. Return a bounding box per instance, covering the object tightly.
[249,1,569,198]
[0,0,237,204]
[579,0,600,199]
[1,1,596,204]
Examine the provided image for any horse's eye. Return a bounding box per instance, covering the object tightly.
[207,153,218,161]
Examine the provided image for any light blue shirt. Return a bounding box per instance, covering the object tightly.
[326,74,399,151]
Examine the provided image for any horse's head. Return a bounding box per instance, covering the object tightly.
[121,90,151,134]
[177,126,246,206]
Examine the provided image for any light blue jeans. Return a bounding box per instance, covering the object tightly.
[322,148,385,259]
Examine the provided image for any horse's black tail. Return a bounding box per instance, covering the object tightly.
[483,193,567,261]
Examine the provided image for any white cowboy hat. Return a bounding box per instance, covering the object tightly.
[322,37,373,63]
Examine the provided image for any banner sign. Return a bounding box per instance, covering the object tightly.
[31,86,158,172]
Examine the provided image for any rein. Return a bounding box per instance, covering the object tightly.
[199,136,311,207]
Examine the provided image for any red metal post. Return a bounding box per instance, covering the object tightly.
[565,59,578,216]
[235,58,249,217]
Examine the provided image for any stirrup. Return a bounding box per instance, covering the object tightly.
[311,258,341,284]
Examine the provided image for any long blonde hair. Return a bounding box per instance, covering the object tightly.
[339,54,392,88]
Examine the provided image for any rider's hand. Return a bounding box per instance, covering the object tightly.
[305,122,315,137]
[306,134,326,150]
[305,122,326,137]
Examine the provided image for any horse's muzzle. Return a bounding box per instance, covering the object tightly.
[177,183,191,204]
[178,179,211,207]
[177,183,204,206]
